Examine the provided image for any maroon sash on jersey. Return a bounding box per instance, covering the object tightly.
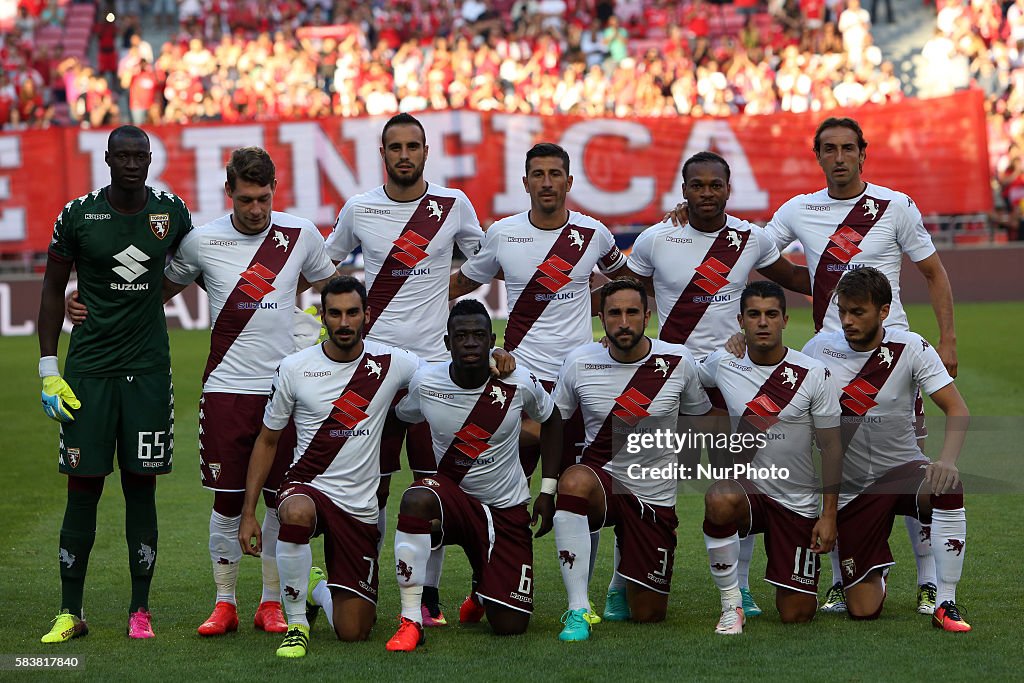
[503,225,595,352]
[811,195,890,331]
[364,194,455,334]
[285,352,392,483]
[203,225,303,384]
[659,227,751,344]
[735,358,810,463]
[435,378,518,485]
[581,353,682,468]
[838,341,906,449]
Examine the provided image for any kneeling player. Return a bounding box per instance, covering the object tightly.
[384,300,562,651]
[699,282,843,633]
[552,279,713,641]
[803,267,970,631]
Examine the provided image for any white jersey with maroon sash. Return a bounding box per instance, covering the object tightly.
[553,340,711,507]
[325,184,483,361]
[802,329,953,508]
[627,215,780,360]
[263,340,422,524]
[765,183,936,333]
[699,348,840,518]
[461,211,625,382]
[396,365,554,508]
[165,211,336,394]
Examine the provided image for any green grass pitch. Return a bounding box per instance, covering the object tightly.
[1,302,1021,680]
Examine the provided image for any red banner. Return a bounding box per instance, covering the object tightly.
[0,90,990,254]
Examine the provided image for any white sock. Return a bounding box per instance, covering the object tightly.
[705,531,741,611]
[276,541,312,627]
[377,505,387,555]
[587,530,601,586]
[394,529,430,623]
[553,510,591,611]
[425,545,445,590]
[209,511,241,606]
[607,535,626,592]
[930,507,966,605]
[311,579,334,629]
[905,516,936,586]
[830,549,842,585]
[260,508,281,603]
[737,534,755,590]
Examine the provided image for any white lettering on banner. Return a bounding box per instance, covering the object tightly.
[0,137,25,241]
[182,126,264,226]
[79,132,171,194]
[419,111,482,187]
[280,120,380,226]
[665,120,768,212]
[492,113,541,215]
[0,283,33,335]
[560,119,654,215]
[164,287,209,330]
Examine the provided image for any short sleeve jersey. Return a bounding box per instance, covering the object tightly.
[765,183,936,333]
[628,215,780,360]
[699,348,840,517]
[48,186,193,377]
[461,211,626,381]
[264,340,422,524]
[325,184,483,361]
[164,212,336,394]
[396,364,553,508]
[553,340,711,506]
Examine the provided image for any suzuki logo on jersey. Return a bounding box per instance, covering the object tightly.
[536,255,574,293]
[613,388,653,426]
[826,226,864,263]
[454,423,492,460]
[149,213,169,239]
[841,378,880,416]
[745,394,782,430]
[273,230,290,251]
[878,346,894,368]
[489,385,507,408]
[112,245,151,287]
[725,230,742,250]
[393,229,430,269]
[568,229,585,250]
[694,257,731,295]
[239,263,277,301]
[863,198,879,220]
[330,391,371,430]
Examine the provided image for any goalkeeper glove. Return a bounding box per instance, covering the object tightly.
[40,356,80,423]
[292,305,326,352]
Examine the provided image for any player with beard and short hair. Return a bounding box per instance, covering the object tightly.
[550,278,713,641]
[801,267,970,631]
[324,113,486,625]
[698,281,843,634]
[383,299,562,651]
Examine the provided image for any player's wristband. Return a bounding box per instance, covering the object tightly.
[540,478,558,496]
[39,356,60,378]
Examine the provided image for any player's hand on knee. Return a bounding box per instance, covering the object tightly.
[724,332,746,358]
[239,513,263,556]
[925,460,959,495]
[490,348,516,378]
[531,491,555,538]
[66,290,88,325]
[39,357,80,423]
[810,514,837,554]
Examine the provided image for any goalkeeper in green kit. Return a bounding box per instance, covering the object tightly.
[36,125,193,643]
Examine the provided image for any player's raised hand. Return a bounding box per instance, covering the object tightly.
[239,513,263,556]
[663,201,688,227]
[724,332,746,358]
[531,493,555,538]
[39,356,80,422]
[490,348,516,378]
[810,514,837,554]
[937,339,958,378]
[66,290,87,325]
[925,460,960,496]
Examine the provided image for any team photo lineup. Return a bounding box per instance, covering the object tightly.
[33,109,979,664]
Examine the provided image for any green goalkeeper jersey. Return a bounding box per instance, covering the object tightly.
[48,186,193,377]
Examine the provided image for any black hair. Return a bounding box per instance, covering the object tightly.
[226,146,276,190]
[813,117,868,154]
[682,151,730,183]
[740,280,787,314]
[525,142,570,176]
[107,124,149,150]
[381,112,426,147]
[320,275,367,310]
[448,298,491,332]
[834,266,892,308]
[600,277,648,313]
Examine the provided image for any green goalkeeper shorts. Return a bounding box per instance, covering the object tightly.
[58,370,175,477]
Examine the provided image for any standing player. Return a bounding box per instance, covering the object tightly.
[802,267,970,631]
[37,125,193,642]
[551,279,713,642]
[765,117,957,614]
[625,150,811,620]
[162,148,338,637]
[325,112,485,626]
[384,299,562,651]
[698,281,842,634]
[238,276,423,658]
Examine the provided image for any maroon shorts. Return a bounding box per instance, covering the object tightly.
[583,464,678,594]
[836,460,928,588]
[410,475,534,613]
[199,392,296,496]
[520,379,586,476]
[278,482,380,604]
[382,389,435,476]
[739,478,820,595]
